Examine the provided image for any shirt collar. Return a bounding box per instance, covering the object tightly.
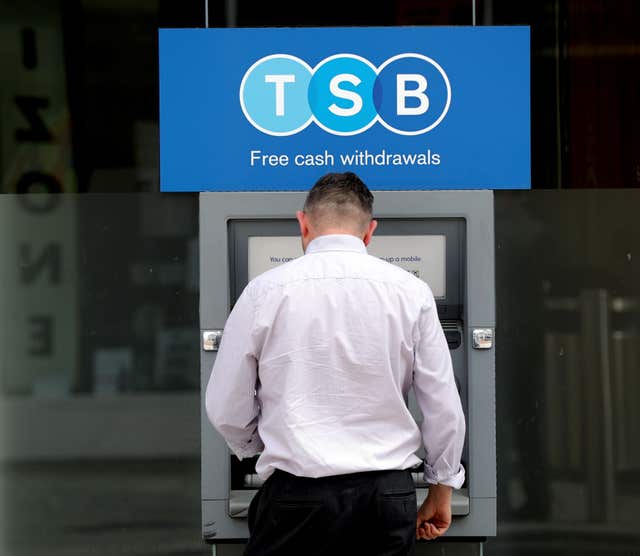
[306,234,367,255]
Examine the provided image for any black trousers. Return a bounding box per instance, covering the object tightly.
[244,468,416,556]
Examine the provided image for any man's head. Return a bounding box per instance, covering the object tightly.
[296,172,378,251]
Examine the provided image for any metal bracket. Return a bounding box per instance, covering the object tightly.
[472,328,493,349]
[203,330,223,351]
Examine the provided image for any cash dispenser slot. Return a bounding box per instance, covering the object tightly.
[229,485,470,518]
[441,320,463,350]
[229,461,469,518]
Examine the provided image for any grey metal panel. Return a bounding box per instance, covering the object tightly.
[201,349,229,500]
[202,500,250,541]
[451,497,497,537]
[468,347,497,500]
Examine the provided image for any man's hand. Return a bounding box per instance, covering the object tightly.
[416,483,452,541]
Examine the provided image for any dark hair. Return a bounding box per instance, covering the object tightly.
[303,172,374,216]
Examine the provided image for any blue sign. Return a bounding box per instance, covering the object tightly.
[159,26,530,191]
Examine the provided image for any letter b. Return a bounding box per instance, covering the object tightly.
[396,74,429,116]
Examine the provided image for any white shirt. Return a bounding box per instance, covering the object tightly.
[206,234,466,488]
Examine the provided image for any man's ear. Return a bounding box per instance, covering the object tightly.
[363,219,378,246]
[296,210,309,238]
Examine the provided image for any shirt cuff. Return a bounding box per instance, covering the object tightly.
[423,462,466,489]
[228,433,264,460]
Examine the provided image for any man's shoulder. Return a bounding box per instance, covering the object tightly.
[248,250,433,300]
[363,253,431,289]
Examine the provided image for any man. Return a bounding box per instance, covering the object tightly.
[206,172,466,555]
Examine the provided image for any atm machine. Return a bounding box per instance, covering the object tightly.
[200,190,496,545]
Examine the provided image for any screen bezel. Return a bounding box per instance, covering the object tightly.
[228,217,465,320]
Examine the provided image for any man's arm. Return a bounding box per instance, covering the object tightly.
[416,483,452,540]
[205,286,264,459]
[412,291,466,539]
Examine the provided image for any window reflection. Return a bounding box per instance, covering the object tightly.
[493,190,640,555]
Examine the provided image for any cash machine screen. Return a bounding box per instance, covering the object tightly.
[248,235,447,298]
[229,218,464,320]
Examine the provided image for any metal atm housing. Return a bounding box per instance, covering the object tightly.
[200,190,496,542]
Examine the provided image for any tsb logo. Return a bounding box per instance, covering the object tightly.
[240,53,451,136]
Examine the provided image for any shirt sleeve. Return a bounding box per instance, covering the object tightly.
[413,290,466,489]
[205,285,264,459]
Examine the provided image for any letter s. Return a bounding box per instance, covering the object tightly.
[328,74,363,117]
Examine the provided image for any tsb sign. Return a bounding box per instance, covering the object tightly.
[240,53,451,136]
